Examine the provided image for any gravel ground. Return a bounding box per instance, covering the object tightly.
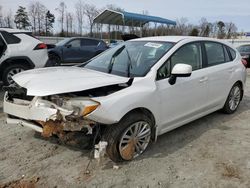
[1,72,250,188]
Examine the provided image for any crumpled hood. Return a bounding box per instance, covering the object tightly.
[13,67,129,96]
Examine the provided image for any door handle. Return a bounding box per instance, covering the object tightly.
[199,77,208,83]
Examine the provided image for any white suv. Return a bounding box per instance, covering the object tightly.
[0,28,48,85]
[3,36,247,162]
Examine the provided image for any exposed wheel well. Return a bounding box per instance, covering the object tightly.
[0,58,33,80]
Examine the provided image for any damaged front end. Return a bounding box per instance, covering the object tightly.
[3,85,101,139]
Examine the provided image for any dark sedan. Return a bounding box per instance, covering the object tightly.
[47,37,108,66]
[237,44,250,68]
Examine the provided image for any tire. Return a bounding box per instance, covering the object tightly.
[2,64,28,85]
[222,82,242,114]
[103,112,153,162]
[48,53,61,67]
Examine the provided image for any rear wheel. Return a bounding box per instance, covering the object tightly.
[103,112,153,162]
[2,64,28,85]
[222,83,242,114]
[48,53,61,66]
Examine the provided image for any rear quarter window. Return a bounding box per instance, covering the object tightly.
[0,31,21,44]
[228,47,236,60]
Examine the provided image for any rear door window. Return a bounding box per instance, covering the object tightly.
[82,39,99,46]
[204,42,225,66]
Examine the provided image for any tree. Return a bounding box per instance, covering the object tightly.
[14,6,30,30]
[75,0,84,35]
[199,18,211,37]
[28,2,38,33]
[45,10,55,35]
[189,28,199,36]
[36,2,46,35]
[0,6,3,27]
[56,2,66,36]
[3,10,13,28]
[217,21,226,39]
[225,22,237,39]
[65,12,73,36]
[83,3,99,37]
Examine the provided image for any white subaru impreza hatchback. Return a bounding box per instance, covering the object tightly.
[3,36,247,162]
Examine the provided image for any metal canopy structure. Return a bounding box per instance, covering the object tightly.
[94,9,176,27]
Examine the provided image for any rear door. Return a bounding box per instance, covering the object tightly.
[156,42,209,133]
[202,41,235,108]
[80,39,99,62]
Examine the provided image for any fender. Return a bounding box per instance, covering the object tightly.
[0,56,35,80]
[1,56,35,68]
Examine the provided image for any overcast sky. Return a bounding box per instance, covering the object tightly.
[1,0,250,32]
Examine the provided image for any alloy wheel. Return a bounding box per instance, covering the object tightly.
[119,121,151,160]
[228,85,241,111]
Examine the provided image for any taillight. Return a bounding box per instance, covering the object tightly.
[241,59,248,68]
[34,43,47,50]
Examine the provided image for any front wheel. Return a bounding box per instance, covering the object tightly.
[222,83,242,114]
[103,112,153,162]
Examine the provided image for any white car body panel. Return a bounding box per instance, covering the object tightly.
[0,33,48,68]
[12,67,129,96]
[3,36,247,139]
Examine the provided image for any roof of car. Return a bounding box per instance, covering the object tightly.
[131,36,225,43]
[0,28,32,33]
[70,37,103,41]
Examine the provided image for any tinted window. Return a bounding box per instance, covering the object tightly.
[68,39,81,47]
[1,31,21,44]
[223,46,231,62]
[205,42,225,66]
[157,42,202,80]
[82,39,99,46]
[229,47,236,60]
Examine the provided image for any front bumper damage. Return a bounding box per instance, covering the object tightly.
[3,92,97,138]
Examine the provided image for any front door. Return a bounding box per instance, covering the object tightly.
[156,42,208,134]
[62,39,82,63]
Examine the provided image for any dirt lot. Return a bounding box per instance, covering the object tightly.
[1,73,250,188]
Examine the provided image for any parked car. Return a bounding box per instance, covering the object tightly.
[3,36,247,162]
[48,37,108,66]
[0,28,48,85]
[237,44,250,67]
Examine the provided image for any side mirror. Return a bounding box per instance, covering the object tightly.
[65,44,72,48]
[169,64,192,85]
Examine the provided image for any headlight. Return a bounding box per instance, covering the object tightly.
[82,100,100,116]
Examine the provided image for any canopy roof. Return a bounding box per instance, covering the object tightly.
[94,9,176,27]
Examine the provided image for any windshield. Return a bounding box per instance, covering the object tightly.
[56,38,72,46]
[83,41,174,77]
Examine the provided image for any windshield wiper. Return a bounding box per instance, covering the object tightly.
[124,47,133,77]
[108,45,125,73]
